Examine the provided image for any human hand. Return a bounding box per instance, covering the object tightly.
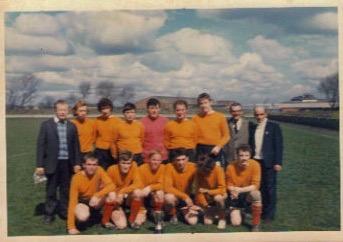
[74,165,81,173]
[211,146,221,155]
[68,228,80,235]
[89,196,100,207]
[274,165,282,171]
[199,188,209,194]
[142,186,151,197]
[185,197,194,207]
[35,167,45,175]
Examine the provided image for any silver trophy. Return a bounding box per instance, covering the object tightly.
[153,210,164,234]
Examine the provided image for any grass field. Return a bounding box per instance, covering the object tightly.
[6,118,340,236]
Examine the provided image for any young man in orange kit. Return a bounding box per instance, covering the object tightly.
[192,93,230,168]
[164,148,199,226]
[71,101,96,157]
[164,100,198,162]
[137,150,165,230]
[102,150,144,230]
[111,102,144,165]
[94,98,122,170]
[195,155,227,229]
[225,144,262,232]
[67,154,115,235]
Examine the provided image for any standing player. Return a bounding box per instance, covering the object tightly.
[192,93,230,168]
[102,150,144,230]
[140,98,169,163]
[67,154,115,235]
[71,101,96,157]
[138,150,166,229]
[36,100,81,224]
[94,98,122,170]
[164,148,199,225]
[164,100,198,162]
[225,144,262,232]
[111,102,145,165]
[195,155,227,229]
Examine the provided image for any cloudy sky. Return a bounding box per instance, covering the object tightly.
[5,7,338,105]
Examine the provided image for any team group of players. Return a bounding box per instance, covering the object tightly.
[36,93,274,235]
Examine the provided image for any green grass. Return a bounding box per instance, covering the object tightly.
[6,118,340,236]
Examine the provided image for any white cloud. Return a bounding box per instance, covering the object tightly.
[5,28,70,55]
[14,13,61,36]
[248,35,293,61]
[291,59,338,79]
[286,84,316,97]
[309,12,338,31]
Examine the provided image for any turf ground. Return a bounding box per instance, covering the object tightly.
[6,118,340,236]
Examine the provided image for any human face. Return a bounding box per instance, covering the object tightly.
[55,103,68,121]
[175,104,187,121]
[237,150,251,168]
[199,98,212,114]
[174,155,188,172]
[254,107,267,123]
[76,105,88,121]
[119,159,132,174]
[230,105,243,120]
[100,106,112,118]
[82,159,98,176]
[124,109,136,123]
[147,105,160,119]
[149,153,162,172]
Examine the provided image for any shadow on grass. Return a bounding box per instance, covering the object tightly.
[34,202,45,216]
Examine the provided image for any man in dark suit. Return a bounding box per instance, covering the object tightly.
[36,100,81,224]
[223,102,253,163]
[250,106,283,222]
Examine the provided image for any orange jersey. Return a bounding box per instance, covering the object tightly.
[192,111,230,148]
[225,159,261,190]
[95,116,122,150]
[195,165,226,206]
[138,163,165,192]
[67,167,115,230]
[111,120,144,158]
[165,162,196,200]
[71,118,96,153]
[164,119,198,150]
[106,162,142,195]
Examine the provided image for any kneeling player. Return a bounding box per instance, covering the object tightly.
[67,154,115,235]
[195,155,227,229]
[102,150,144,230]
[138,150,165,230]
[164,148,199,225]
[225,144,262,232]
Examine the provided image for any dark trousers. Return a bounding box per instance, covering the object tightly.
[94,148,116,170]
[257,159,277,220]
[45,159,71,218]
[196,144,227,168]
[167,149,195,163]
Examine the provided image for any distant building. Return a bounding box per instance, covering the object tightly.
[290,93,322,102]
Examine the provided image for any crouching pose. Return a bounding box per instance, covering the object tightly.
[225,144,262,232]
[67,154,115,235]
[138,150,166,230]
[195,155,227,229]
[102,150,144,230]
[164,148,199,225]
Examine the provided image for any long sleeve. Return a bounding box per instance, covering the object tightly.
[36,122,47,168]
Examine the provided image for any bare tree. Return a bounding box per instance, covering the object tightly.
[38,95,56,109]
[318,73,339,109]
[96,81,117,102]
[66,93,79,106]
[118,85,135,104]
[79,81,92,101]
[6,73,41,109]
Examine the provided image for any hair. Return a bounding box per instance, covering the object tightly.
[72,100,88,116]
[146,98,161,108]
[173,99,188,110]
[122,102,136,113]
[82,152,98,164]
[169,147,189,161]
[97,98,113,112]
[197,93,212,105]
[197,154,216,173]
[54,100,68,110]
[236,144,252,155]
[254,105,267,114]
[229,102,242,111]
[148,149,162,160]
[118,150,133,161]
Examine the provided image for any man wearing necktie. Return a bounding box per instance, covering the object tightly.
[36,100,82,224]
[223,102,253,163]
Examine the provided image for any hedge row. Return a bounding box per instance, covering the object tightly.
[268,114,339,131]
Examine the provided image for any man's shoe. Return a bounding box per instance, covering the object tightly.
[262,217,274,224]
[129,222,141,230]
[251,224,260,232]
[43,216,54,225]
[102,222,117,230]
[217,219,226,230]
[170,215,178,225]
